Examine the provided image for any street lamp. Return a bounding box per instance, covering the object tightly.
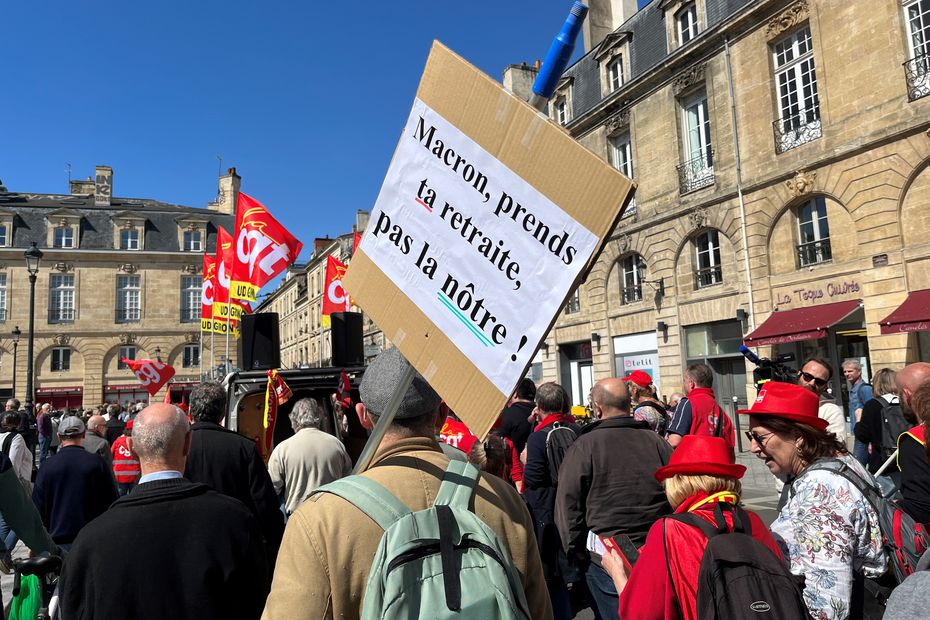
[11,326,21,399]
[24,243,43,415]
[154,346,162,362]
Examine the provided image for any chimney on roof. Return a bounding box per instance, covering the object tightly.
[314,237,334,255]
[356,210,369,234]
[210,167,240,215]
[70,176,95,196]
[503,62,539,101]
[584,0,639,53]
[94,165,113,206]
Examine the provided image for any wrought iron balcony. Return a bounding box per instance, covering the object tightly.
[676,151,715,194]
[694,266,723,289]
[797,238,832,267]
[773,108,822,154]
[904,52,930,101]
[622,285,643,305]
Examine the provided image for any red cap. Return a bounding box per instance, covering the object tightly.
[655,435,746,481]
[621,370,653,388]
[737,381,827,430]
[125,419,134,430]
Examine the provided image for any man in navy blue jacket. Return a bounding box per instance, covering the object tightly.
[32,416,117,548]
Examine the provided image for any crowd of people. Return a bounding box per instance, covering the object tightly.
[0,352,927,619]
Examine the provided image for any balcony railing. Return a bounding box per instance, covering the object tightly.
[694,266,723,289]
[773,108,822,154]
[622,285,643,305]
[181,308,200,323]
[676,151,715,194]
[48,309,75,323]
[904,52,930,101]
[797,238,832,267]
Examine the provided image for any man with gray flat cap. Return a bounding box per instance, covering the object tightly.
[262,347,552,620]
[32,416,117,548]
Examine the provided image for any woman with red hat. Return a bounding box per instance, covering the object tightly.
[744,381,887,620]
[602,434,782,619]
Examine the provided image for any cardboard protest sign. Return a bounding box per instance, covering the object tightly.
[343,42,634,437]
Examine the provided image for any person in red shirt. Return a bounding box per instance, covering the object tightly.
[111,420,140,496]
[605,435,782,620]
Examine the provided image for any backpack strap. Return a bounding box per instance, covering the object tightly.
[1,432,16,456]
[667,502,752,538]
[313,475,411,531]
[434,459,480,510]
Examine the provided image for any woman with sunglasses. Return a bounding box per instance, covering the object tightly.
[744,381,887,620]
[601,435,785,620]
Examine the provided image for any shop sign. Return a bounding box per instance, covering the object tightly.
[775,278,861,308]
[35,386,83,394]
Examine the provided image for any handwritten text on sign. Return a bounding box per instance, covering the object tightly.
[359,99,598,395]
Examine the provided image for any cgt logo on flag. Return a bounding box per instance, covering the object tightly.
[122,358,176,397]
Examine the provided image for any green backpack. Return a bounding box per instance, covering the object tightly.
[315,459,532,619]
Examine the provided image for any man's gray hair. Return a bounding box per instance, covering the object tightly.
[289,398,323,431]
[133,405,189,461]
[842,359,862,371]
[5,398,19,410]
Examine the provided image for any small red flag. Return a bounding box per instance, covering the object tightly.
[262,370,292,456]
[337,369,351,401]
[122,358,176,397]
[352,230,362,256]
[164,385,173,404]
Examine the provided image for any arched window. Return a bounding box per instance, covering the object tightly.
[693,230,722,289]
[796,196,831,266]
[620,254,646,304]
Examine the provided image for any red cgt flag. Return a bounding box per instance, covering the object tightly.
[352,230,362,256]
[261,370,292,457]
[230,193,304,303]
[122,358,176,397]
[322,255,350,326]
[201,254,217,332]
[337,369,351,401]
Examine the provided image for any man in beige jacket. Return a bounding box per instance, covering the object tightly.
[262,347,552,620]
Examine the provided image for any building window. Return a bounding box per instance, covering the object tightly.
[183,344,200,368]
[677,90,714,193]
[904,0,930,100]
[118,346,136,369]
[608,56,624,92]
[49,274,75,323]
[796,196,832,266]
[183,230,202,252]
[53,226,74,249]
[0,225,7,247]
[555,97,568,125]
[694,230,722,289]
[621,255,646,304]
[772,26,822,153]
[610,133,636,215]
[51,347,71,372]
[565,289,581,314]
[677,2,699,45]
[180,276,201,323]
[0,274,6,322]
[119,228,140,250]
[116,275,141,323]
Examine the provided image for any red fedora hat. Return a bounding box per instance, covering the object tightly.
[736,381,827,430]
[655,435,746,481]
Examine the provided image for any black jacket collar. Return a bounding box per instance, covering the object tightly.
[580,415,650,435]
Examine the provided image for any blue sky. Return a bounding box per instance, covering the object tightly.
[1,1,638,263]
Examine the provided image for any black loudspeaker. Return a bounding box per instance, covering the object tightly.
[331,311,364,367]
[239,313,280,370]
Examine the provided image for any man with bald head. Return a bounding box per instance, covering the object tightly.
[82,414,112,468]
[555,377,673,619]
[60,403,269,620]
[895,362,930,523]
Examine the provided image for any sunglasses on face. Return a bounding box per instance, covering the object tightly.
[797,370,828,388]
[744,430,775,446]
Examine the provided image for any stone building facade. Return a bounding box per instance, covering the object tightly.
[518,0,930,410]
[0,166,240,408]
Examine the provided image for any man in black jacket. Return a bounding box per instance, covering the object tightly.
[31,416,117,548]
[183,382,283,566]
[555,377,672,620]
[60,403,269,619]
[497,377,536,454]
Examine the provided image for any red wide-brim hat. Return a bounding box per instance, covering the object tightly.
[655,435,746,481]
[736,381,828,430]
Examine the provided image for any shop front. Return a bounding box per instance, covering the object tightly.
[35,386,84,412]
[683,320,748,412]
[559,341,593,408]
[612,332,661,398]
[103,384,151,407]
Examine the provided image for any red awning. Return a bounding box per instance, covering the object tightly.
[879,289,930,334]
[744,300,861,346]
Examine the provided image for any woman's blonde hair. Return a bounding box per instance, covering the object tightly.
[664,474,742,509]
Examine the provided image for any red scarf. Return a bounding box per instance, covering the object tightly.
[534,413,575,433]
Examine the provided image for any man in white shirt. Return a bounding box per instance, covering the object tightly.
[797,357,847,443]
[0,410,34,572]
[268,398,352,516]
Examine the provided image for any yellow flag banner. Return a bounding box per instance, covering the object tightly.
[212,302,246,322]
[200,317,240,337]
[230,281,259,303]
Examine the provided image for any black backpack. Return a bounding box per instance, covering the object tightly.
[877,397,909,463]
[544,422,577,485]
[666,503,811,619]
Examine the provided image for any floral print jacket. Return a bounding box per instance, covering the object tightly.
[772,454,888,620]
